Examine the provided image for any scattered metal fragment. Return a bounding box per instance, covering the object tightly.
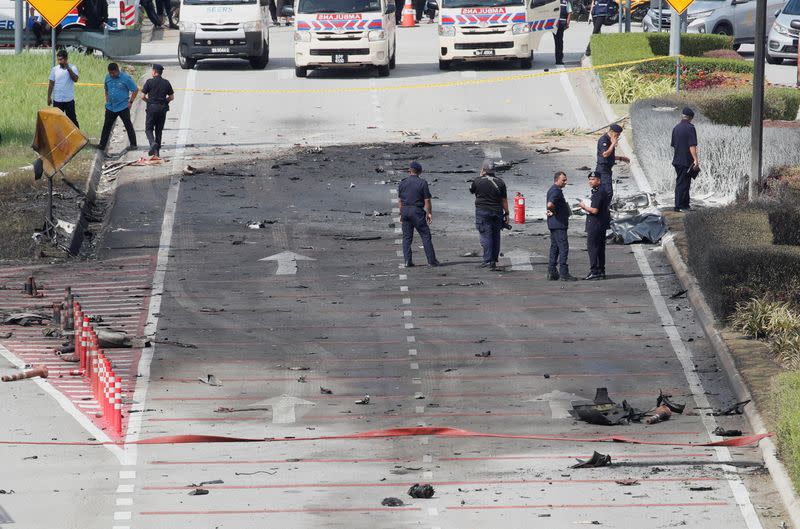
[198,374,222,386]
[0,332,11,339]
[297,376,307,383]
[657,390,686,414]
[712,427,743,437]
[408,484,435,498]
[288,366,310,371]
[475,351,491,358]
[688,486,714,492]
[669,289,688,299]
[593,388,614,405]
[355,394,370,405]
[155,338,196,349]
[188,488,209,496]
[615,479,640,486]
[381,497,404,507]
[436,281,484,287]
[713,400,751,416]
[535,146,569,154]
[320,386,333,394]
[334,235,382,241]
[645,405,672,424]
[190,479,223,487]
[235,470,276,476]
[571,452,612,469]
[2,312,50,326]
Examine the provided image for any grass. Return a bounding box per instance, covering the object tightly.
[775,372,800,491]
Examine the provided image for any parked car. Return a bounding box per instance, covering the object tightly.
[767,0,800,63]
[643,0,782,50]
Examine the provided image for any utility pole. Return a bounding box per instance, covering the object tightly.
[669,8,681,92]
[625,0,631,31]
[14,0,23,53]
[51,27,56,66]
[750,0,767,200]
[618,0,623,32]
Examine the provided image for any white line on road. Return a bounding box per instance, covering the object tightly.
[558,65,589,129]
[633,245,762,529]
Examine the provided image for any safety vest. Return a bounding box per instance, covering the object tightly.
[557,0,569,28]
[592,0,609,17]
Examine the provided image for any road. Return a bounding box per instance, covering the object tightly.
[0,20,791,529]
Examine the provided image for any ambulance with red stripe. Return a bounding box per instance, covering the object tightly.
[284,0,397,78]
[436,0,557,69]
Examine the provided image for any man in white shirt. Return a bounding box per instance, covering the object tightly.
[47,49,80,128]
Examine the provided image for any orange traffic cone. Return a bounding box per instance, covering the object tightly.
[401,0,416,27]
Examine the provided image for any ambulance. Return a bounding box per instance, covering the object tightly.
[435,0,558,69]
[283,0,397,78]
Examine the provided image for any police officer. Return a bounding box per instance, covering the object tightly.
[671,107,699,212]
[546,171,576,281]
[585,0,610,56]
[398,161,440,267]
[595,123,629,199]
[141,64,174,158]
[579,171,611,280]
[470,160,509,271]
[553,0,572,65]
[156,0,178,29]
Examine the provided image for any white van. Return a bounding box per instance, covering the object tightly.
[435,0,558,69]
[178,0,270,69]
[283,0,397,78]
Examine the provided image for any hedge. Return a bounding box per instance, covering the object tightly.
[591,32,735,67]
[633,57,753,75]
[685,205,800,318]
[660,87,800,127]
[646,32,733,56]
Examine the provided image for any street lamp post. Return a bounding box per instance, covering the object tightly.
[749,0,767,201]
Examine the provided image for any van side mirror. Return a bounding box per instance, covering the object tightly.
[385,3,396,14]
[791,19,800,29]
[281,5,294,16]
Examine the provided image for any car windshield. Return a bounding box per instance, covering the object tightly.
[442,0,523,7]
[783,0,800,15]
[298,0,381,13]
[184,0,256,4]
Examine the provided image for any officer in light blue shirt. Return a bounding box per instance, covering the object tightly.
[98,63,139,152]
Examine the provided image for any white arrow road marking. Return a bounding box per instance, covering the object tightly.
[528,390,589,419]
[505,249,534,271]
[259,251,315,275]
[251,395,316,424]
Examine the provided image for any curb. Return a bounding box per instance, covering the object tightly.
[67,146,104,256]
[582,55,800,527]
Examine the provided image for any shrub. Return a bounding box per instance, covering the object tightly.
[702,49,745,60]
[633,57,753,76]
[768,209,800,245]
[601,68,674,104]
[772,332,800,369]
[774,372,800,492]
[646,32,733,56]
[730,297,800,338]
[685,205,800,318]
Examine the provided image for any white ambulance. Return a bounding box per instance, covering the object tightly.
[435,0,558,69]
[284,0,397,78]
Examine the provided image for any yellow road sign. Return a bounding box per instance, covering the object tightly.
[30,0,83,28]
[664,0,693,15]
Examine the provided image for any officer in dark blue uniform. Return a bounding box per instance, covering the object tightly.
[398,161,440,268]
[595,123,629,200]
[585,0,610,56]
[546,171,576,281]
[579,171,611,280]
[553,0,572,65]
[470,160,509,271]
[671,107,699,212]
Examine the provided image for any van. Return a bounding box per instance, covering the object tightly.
[766,0,800,64]
[178,0,270,69]
[283,0,397,78]
[435,0,557,69]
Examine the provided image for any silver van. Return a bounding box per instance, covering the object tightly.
[766,0,800,63]
[643,0,783,49]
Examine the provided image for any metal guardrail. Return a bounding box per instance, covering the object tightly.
[0,28,141,58]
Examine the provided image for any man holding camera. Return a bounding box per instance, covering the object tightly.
[469,160,509,271]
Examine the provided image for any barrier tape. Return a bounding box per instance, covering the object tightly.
[9,55,677,95]
[0,426,771,447]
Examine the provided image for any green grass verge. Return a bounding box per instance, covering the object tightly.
[591,32,734,67]
[775,371,800,491]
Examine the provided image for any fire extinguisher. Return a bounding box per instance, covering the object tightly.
[514,192,525,224]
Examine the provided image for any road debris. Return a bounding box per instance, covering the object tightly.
[198,374,223,386]
[535,146,569,154]
[297,375,307,383]
[712,427,743,437]
[2,365,48,382]
[2,312,49,326]
[571,452,612,469]
[320,386,333,394]
[615,479,640,486]
[188,488,209,496]
[475,351,491,357]
[688,486,714,492]
[334,235,382,241]
[381,497,404,507]
[235,470,277,476]
[408,484,435,498]
[657,390,686,414]
[183,165,197,175]
[645,405,672,424]
[355,394,370,405]
[570,388,643,426]
[610,213,667,244]
[288,366,310,371]
[0,332,11,339]
[713,400,751,416]
[669,289,688,299]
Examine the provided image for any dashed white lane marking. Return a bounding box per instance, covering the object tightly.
[403,310,412,317]
[400,286,409,292]
[407,336,416,343]
[396,250,404,257]
[428,508,439,516]
[369,79,385,130]
[116,484,134,493]
[461,70,477,78]
[113,512,132,521]
[423,454,432,463]
[119,471,136,480]
[399,275,408,281]
[415,406,425,413]
[409,349,417,356]
[632,245,763,529]
[410,362,419,369]
[404,323,414,329]
[116,498,133,506]
[402,298,411,304]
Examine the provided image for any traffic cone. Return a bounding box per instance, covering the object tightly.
[401,0,416,27]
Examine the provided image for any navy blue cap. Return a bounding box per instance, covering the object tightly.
[409,161,422,173]
[609,123,623,133]
[682,107,695,118]
[152,63,164,74]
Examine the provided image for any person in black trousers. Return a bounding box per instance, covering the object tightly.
[98,63,138,152]
[671,107,699,212]
[470,160,509,271]
[398,161,440,267]
[156,0,178,29]
[585,0,611,56]
[579,171,611,280]
[546,171,576,281]
[554,0,572,64]
[141,64,174,158]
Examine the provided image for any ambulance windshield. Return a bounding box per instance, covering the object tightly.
[442,0,523,6]
[298,0,381,13]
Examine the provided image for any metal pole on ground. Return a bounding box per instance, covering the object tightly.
[14,0,23,53]
[625,0,631,31]
[750,0,767,200]
[669,8,681,92]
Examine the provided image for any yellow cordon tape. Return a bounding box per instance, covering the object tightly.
[21,55,677,95]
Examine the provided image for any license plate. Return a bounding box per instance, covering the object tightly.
[333,53,348,64]
[211,47,230,53]
[474,49,495,56]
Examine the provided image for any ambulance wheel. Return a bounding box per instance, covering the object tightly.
[295,66,308,77]
[377,63,391,76]
[389,46,396,69]
[438,59,451,70]
[178,47,196,70]
[520,53,533,69]
[249,41,269,69]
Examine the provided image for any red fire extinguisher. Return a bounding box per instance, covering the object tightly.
[514,192,525,224]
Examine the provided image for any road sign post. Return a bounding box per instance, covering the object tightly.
[664,0,693,94]
[14,0,23,53]
[750,0,767,200]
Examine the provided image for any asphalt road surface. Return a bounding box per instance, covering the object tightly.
[0,20,791,529]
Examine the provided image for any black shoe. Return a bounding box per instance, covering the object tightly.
[154,149,160,158]
[585,50,591,56]
[584,273,602,280]
[548,271,559,281]
[555,61,564,65]
[560,274,578,281]
[168,23,179,29]
[405,262,415,268]
[674,207,682,212]
[489,262,501,271]
[97,144,106,151]
[479,262,492,268]
[429,261,441,267]
[129,144,137,150]
[148,147,155,156]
